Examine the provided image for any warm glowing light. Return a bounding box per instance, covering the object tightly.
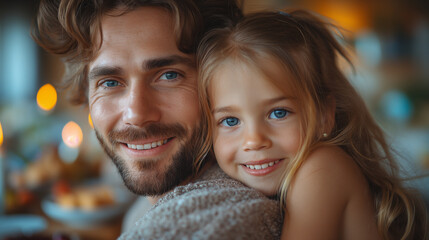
[88,114,94,129]
[307,2,370,34]
[37,83,57,111]
[62,121,83,148]
[0,122,3,147]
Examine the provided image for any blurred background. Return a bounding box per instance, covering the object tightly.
[0,0,428,239]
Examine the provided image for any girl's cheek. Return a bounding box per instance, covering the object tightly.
[214,134,240,164]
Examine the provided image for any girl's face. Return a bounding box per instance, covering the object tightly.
[209,59,301,196]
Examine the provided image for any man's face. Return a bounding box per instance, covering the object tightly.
[88,7,201,195]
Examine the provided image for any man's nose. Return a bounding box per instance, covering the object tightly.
[242,124,272,151]
[122,85,161,127]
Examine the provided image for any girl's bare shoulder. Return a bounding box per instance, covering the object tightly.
[283,146,375,239]
[295,146,367,192]
[288,145,368,212]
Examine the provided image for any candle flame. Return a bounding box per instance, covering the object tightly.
[37,83,57,111]
[62,121,83,148]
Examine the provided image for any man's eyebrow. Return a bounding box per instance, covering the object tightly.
[88,55,194,81]
[143,55,195,70]
[88,66,124,81]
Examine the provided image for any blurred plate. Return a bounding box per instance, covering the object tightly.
[41,185,133,227]
[0,215,47,238]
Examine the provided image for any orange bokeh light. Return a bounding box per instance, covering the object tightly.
[88,114,94,129]
[0,122,3,147]
[37,83,57,111]
[305,1,370,34]
[62,121,83,148]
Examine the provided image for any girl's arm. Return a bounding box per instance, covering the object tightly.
[280,146,374,240]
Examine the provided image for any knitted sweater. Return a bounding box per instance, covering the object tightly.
[118,163,282,240]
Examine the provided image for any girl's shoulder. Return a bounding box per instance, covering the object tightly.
[287,145,370,217]
[283,146,377,239]
[295,145,366,191]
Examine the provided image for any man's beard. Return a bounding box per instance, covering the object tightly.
[94,123,201,196]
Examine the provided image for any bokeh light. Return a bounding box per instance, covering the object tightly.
[88,114,94,129]
[311,2,370,34]
[380,90,413,124]
[36,84,57,111]
[58,142,79,163]
[355,31,382,66]
[61,121,83,148]
[0,122,4,147]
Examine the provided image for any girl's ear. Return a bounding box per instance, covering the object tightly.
[324,95,336,135]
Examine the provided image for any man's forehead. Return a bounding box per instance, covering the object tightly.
[89,6,195,71]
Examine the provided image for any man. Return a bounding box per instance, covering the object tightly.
[33,0,282,239]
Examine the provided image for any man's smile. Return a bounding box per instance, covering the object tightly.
[124,137,173,150]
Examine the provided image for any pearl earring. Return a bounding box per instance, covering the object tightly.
[322,133,328,138]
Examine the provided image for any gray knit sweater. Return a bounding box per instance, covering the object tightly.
[118,163,282,240]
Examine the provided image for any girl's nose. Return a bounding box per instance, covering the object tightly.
[242,125,272,151]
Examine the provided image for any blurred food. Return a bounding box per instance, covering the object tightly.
[54,184,115,211]
[8,146,101,191]
[9,147,63,189]
[52,180,72,197]
[41,184,132,227]
[4,189,37,212]
[17,189,36,205]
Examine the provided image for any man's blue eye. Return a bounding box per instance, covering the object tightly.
[103,80,119,87]
[160,71,179,80]
[221,117,240,127]
[269,109,288,119]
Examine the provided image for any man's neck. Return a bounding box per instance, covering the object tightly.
[147,159,215,205]
[147,196,161,205]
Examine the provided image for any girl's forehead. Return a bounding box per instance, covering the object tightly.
[215,55,284,75]
[217,56,296,92]
[210,56,297,98]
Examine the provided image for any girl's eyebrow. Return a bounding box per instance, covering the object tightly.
[212,96,292,114]
[212,106,237,115]
[263,96,291,105]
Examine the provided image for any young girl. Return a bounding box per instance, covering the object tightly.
[196,10,427,240]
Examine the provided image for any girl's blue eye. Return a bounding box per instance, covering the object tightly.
[160,71,179,80]
[221,117,240,127]
[102,80,119,87]
[269,109,289,119]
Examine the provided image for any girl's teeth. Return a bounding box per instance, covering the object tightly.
[245,160,279,170]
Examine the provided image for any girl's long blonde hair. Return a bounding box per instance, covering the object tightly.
[197,10,427,240]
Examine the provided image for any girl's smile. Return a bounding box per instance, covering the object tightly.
[240,158,284,176]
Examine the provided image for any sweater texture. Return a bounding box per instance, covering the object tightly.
[118,163,282,240]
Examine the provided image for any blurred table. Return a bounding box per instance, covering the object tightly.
[1,200,125,240]
[44,214,123,240]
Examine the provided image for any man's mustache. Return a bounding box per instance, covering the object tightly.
[108,123,187,144]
